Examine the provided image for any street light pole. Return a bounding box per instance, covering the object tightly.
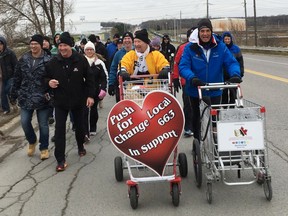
[244,0,248,45]
[253,0,258,46]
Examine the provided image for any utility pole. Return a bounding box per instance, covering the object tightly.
[207,0,209,18]
[253,0,258,46]
[179,11,182,42]
[244,0,248,45]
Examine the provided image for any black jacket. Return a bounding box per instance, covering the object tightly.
[0,36,18,81]
[89,62,107,99]
[45,50,95,109]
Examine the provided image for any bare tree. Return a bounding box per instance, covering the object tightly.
[0,0,73,39]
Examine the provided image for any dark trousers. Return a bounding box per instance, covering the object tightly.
[54,106,85,163]
[222,88,236,105]
[83,99,99,135]
[115,83,120,102]
[190,96,221,141]
[182,85,193,132]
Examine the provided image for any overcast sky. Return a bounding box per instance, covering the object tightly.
[67,0,288,25]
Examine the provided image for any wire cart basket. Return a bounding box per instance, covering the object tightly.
[192,83,272,204]
[113,74,188,209]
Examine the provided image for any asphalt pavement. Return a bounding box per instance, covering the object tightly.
[0,108,24,162]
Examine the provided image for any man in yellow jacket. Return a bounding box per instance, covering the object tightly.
[119,29,170,80]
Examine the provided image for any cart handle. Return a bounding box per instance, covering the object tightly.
[197,83,243,106]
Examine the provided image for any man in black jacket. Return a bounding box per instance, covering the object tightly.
[45,32,95,172]
[0,36,18,114]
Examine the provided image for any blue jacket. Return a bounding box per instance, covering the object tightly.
[179,29,240,98]
[222,31,244,77]
[109,48,131,86]
[106,42,117,60]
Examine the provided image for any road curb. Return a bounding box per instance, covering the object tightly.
[0,115,21,137]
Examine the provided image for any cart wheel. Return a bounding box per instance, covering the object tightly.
[178,153,188,177]
[114,156,123,182]
[256,170,264,185]
[206,182,213,204]
[263,179,273,201]
[171,183,180,207]
[192,139,202,188]
[129,186,138,209]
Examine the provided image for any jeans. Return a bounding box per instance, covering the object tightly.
[54,106,85,163]
[20,107,50,150]
[1,78,13,112]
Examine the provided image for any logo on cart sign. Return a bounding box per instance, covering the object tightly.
[234,127,248,137]
[107,90,184,176]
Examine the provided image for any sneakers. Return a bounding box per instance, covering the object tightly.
[40,149,50,160]
[184,130,193,137]
[27,142,37,156]
[78,148,87,157]
[56,161,68,172]
[84,135,90,143]
[90,131,97,136]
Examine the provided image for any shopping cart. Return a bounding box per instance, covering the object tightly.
[113,74,188,209]
[192,83,272,204]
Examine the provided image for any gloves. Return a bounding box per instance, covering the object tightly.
[228,76,242,83]
[108,85,115,96]
[118,67,130,81]
[120,72,130,81]
[173,78,181,93]
[98,89,107,100]
[191,77,205,87]
[157,67,170,79]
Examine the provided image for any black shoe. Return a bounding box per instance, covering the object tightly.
[78,148,86,157]
[51,136,55,142]
[48,117,55,125]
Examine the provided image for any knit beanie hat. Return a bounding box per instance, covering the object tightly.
[88,34,97,43]
[113,34,120,39]
[150,37,161,47]
[30,34,44,47]
[134,29,150,44]
[80,38,88,45]
[58,32,73,47]
[84,41,95,51]
[197,18,213,31]
[122,32,134,40]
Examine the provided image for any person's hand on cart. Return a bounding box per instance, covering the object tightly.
[157,67,170,79]
[191,77,206,87]
[118,67,131,81]
[227,76,242,84]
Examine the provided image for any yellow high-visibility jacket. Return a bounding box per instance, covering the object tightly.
[120,50,169,75]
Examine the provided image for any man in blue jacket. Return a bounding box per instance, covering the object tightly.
[179,18,242,141]
[108,32,134,102]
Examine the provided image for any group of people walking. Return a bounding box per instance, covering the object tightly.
[0,17,243,172]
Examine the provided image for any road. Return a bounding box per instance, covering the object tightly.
[0,53,287,216]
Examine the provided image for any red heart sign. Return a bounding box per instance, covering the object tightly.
[107,90,184,176]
